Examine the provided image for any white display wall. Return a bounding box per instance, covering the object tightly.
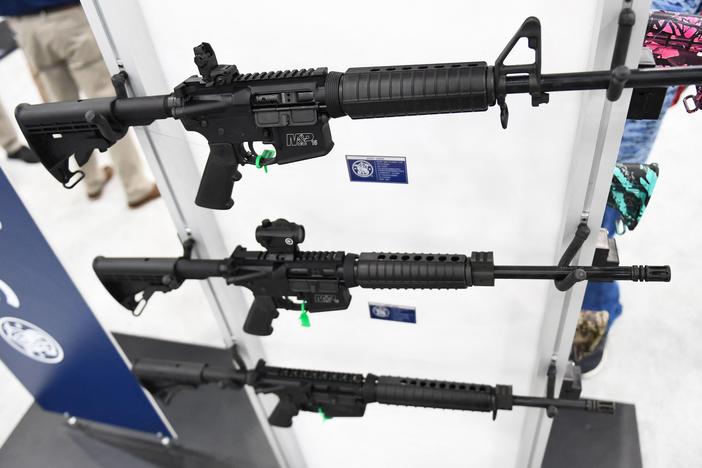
[83,0,652,466]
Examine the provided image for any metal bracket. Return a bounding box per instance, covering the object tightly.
[544,360,558,418]
[230,343,247,373]
[181,235,195,260]
[554,221,591,291]
[64,412,174,447]
[85,110,120,143]
[132,234,193,318]
[559,362,583,400]
[683,87,702,113]
[606,2,636,101]
[111,70,129,99]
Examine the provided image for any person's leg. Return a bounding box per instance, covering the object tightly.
[588,206,624,324]
[39,63,114,195]
[572,205,622,373]
[24,59,51,103]
[0,98,39,163]
[6,13,107,192]
[580,87,677,325]
[0,98,23,155]
[49,6,155,204]
[573,87,678,372]
[584,6,690,324]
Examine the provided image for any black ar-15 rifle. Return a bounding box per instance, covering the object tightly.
[133,355,615,427]
[16,14,702,209]
[93,219,671,336]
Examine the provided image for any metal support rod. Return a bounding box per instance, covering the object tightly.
[518,1,654,466]
[81,1,306,466]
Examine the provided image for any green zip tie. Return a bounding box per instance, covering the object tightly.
[255,149,276,173]
[318,407,330,421]
[299,301,310,327]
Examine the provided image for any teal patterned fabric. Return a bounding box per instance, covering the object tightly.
[608,163,659,230]
[582,0,701,327]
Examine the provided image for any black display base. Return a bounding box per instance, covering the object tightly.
[543,401,643,468]
[0,334,642,467]
[0,333,278,468]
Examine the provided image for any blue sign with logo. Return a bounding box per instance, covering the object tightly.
[369,302,416,323]
[0,169,172,436]
[346,155,408,184]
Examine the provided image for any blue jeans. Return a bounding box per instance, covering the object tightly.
[580,0,696,323]
[583,86,676,324]
[581,207,623,322]
[580,0,702,324]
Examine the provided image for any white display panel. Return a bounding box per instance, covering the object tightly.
[85,0,650,466]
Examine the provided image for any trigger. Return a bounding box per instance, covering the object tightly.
[246,141,259,158]
[233,169,242,181]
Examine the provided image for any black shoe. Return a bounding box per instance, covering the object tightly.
[7,146,40,164]
[577,334,607,376]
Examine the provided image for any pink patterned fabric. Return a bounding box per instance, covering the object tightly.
[645,11,702,64]
[645,10,702,111]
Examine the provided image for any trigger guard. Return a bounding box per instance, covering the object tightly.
[276,297,297,310]
[246,141,278,167]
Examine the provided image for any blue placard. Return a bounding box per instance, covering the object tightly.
[0,169,172,436]
[369,302,416,323]
[346,155,408,184]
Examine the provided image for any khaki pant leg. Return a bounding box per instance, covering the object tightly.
[0,99,22,155]
[35,61,109,194]
[70,56,153,202]
[7,13,106,193]
[11,8,153,202]
[57,7,152,202]
[25,61,51,103]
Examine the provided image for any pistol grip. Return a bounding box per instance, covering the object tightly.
[243,296,280,336]
[268,398,299,427]
[194,143,242,210]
